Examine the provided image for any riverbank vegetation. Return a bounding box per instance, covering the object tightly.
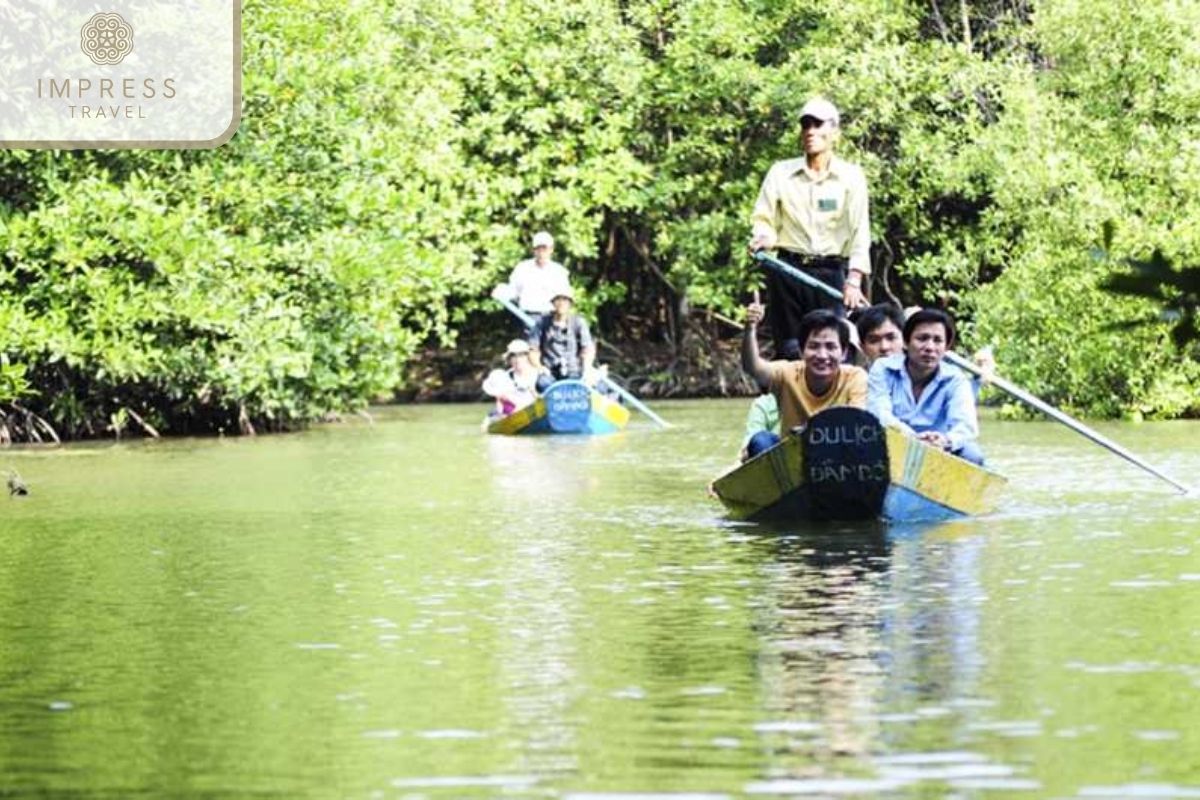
[1,0,1197,439]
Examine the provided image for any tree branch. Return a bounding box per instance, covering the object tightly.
[929,0,951,41]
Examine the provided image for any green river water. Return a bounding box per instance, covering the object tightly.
[1,400,1198,799]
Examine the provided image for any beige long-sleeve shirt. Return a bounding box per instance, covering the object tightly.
[750,155,871,275]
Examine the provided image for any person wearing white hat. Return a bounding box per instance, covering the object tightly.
[492,231,571,334]
[527,285,602,393]
[748,96,871,360]
[482,338,543,417]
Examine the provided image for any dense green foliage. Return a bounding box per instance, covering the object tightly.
[1,0,1198,438]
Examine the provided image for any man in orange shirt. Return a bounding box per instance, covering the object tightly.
[741,304,867,458]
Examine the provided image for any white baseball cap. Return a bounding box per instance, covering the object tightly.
[798,97,840,126]
[531,231,554,248]
[504,339,531,357]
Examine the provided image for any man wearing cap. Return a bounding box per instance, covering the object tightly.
[527,286,600,393]
[749,96,871,360]
[482,339,542,417]
[494,231,571,335]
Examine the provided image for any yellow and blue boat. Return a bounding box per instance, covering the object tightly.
[711,407,1005,524]
[485,379,630,436]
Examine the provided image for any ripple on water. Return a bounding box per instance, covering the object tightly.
[1066,660,1165,674]
[391,775,539,789]
[874,751,1022,783]
[873,751,988,766]
[361,729,402,739]
[565,795,732,800]
[1077,784,1200,798]
[1110,579,1173,589]
[747,752,1031,795]
[752,721,822,734]
[966,720,1043,737]
[415,729,487,739]
[745,778,906,795]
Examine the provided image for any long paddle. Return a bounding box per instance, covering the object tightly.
[492,291,672,429]
[753,249,1192,494]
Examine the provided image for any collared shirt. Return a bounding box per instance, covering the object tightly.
[750,155,871,275]
[945,363,983,401]
[529,313,593,380]
[867,354,978,450]
[743,393,781,446]
[766,361,868,433]
[508,258,569,314]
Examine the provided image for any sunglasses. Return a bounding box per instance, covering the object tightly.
[800,116,831,130]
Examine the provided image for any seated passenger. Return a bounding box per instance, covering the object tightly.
[867,308,984,464]
[741,318,859,460]
[853,303,905,367]
[895,305,996,398]
[741,304,868,459]
[740,391,780,462]
[482,340,541,417]
[528,286,600,393]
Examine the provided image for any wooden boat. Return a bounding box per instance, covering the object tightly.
[485,379,630,435]
[711,407,1006,524]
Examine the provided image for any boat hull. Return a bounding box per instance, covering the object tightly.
[712,407,1006,523]
[485,379,630,435]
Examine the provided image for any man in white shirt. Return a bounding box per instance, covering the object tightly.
[748,97,871,360]
[493,231,571,335]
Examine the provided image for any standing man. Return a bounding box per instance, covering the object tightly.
[493,231,570,336]
[749,97,871,359]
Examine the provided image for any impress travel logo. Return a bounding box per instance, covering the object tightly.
[80,12,135,66]
[0,1,241,149]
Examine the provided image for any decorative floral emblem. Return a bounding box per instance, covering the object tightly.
[80,12,134,66]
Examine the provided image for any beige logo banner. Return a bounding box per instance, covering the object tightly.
[80,12,135,66]
[0,1,241,149]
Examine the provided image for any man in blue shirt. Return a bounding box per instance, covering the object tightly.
[867,308,984,465]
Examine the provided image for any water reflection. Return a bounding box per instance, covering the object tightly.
[750,525,892,768]
[492,488,583,780]
[483,433,629,506]
[746,520,1001,788]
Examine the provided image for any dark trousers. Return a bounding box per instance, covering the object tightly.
[535,368,582,393]
[746,431,782,459]
[766,251,846,360]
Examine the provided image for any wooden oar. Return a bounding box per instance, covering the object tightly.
[942,351,1191,494]
[493,293,672,429]
[753,249,1193,494]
